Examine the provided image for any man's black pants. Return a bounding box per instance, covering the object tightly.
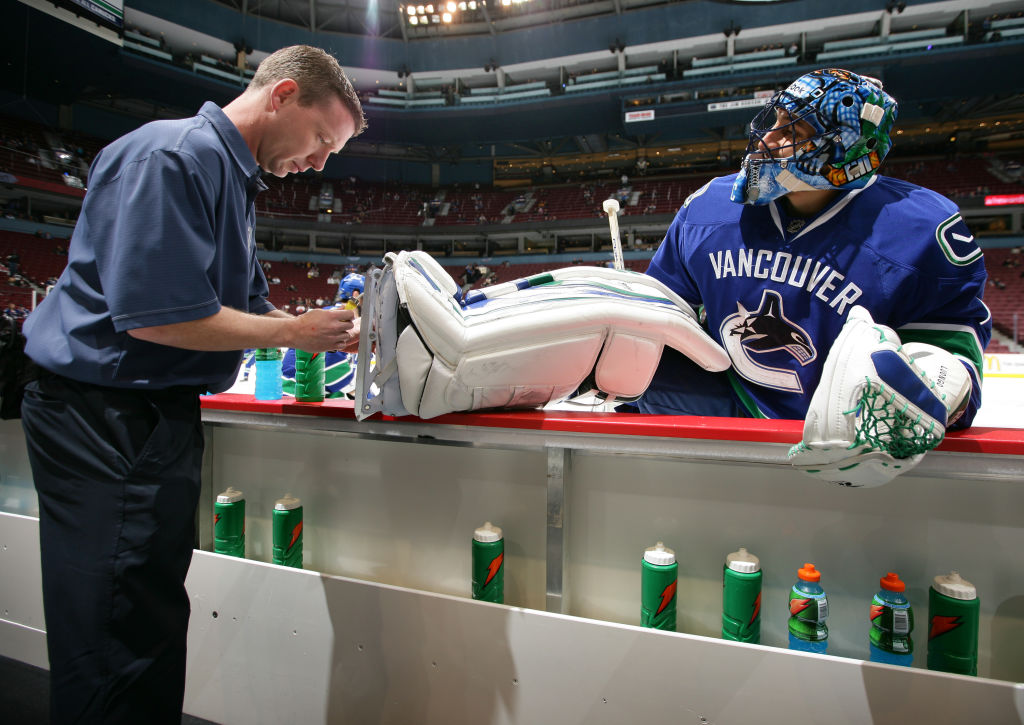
[21,374,204,724]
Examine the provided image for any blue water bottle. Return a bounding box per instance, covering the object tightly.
[254,347,283,400]
[869,571,914,666]
[788,563,829,654]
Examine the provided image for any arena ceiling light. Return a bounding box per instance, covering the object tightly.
[401,0,486,26]
[401,0,532,28]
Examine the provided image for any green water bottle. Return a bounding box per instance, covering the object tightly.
[928,571,979,676]
[471,521,504,603]
[213,487,245,558]
[294,349,325,402]
[722,547,762,643]
[641,541,677,631]
[272,494,304,568]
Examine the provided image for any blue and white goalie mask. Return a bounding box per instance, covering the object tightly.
[730,68,898,206]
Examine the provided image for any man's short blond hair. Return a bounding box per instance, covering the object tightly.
[250,45,366,135]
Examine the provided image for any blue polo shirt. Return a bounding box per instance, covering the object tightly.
[24,102,273,393]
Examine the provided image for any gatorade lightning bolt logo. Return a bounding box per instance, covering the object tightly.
[657,580,677,616]
[484,553,503,587]
[790,598,812,616]
[930,615,962,639]
[750,592,762,626]
[214,513,220,525]
[288,521,303,550]
[870,604,884,622]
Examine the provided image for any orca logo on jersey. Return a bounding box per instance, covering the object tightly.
[936,213,982,267]
[720,290,817,393]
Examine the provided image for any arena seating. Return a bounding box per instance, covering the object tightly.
[0,228,1018,354]
[431,187,521,226]
[1,111,1023,351]
[884,156,1024,198]
[4,112,1024,231]
[0,116,100,188]
[981,247,1024,347]
[262,260,352,309]
[0,230,68,285]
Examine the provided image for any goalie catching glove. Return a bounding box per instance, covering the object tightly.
[788,305,971,488]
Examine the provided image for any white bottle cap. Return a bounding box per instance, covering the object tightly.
[274,494,302,511]
[216,486,244,504]
[933,570,977,600]
[726,547,761,573]
[474,521,503,542]
[644,541,676,566]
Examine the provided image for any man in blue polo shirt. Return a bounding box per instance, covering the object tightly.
[20,45,365,724]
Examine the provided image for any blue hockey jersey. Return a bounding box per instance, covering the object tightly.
[645,173,990,426]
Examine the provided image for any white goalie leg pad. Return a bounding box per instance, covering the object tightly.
[356,251,730,420]
[788,306,964,488]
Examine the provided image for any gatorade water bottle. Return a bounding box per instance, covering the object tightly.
[294,349,325,402]
[928,571,979,676]
[869,572,914,666]
[213,487,245,558]
[254,347,283,400]
[272,494,303,568]
[722,547,762,643]
[788,563,828,653]
[471,521,504,603]
[641,542,677,631]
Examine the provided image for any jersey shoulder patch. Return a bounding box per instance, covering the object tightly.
[934,213,982,267]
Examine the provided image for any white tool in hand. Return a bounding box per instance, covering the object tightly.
[602,198,624,271]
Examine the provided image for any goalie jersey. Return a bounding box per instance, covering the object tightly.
[645,173,990,426]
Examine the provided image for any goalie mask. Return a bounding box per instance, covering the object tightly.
[730,68,898,206]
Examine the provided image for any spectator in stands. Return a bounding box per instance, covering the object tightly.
[632,69,990,441]
[19,45,365,725]
[5,251,19,277]
[460,263,483,294]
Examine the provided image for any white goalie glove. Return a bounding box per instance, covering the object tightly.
[788,305,971,488]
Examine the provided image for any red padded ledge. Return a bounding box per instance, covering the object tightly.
[201,393,1024,456]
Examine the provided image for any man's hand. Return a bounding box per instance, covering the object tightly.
[339,315,360,353]
[290,307,357,352]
